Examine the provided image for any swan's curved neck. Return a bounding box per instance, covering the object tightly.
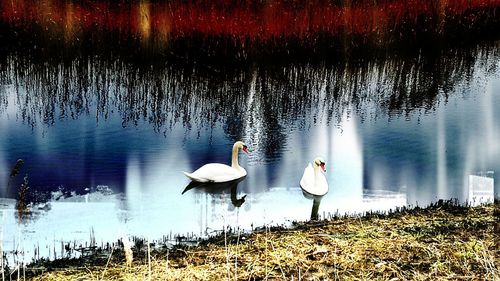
[231,145,240,169]
[313,164,321,179]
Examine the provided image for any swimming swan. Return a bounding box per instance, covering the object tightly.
[183,141,249,183]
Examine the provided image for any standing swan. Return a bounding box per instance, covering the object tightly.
[300,157,328,197]
[183,141,249,183]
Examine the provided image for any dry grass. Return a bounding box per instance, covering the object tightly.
[27,201,499,280]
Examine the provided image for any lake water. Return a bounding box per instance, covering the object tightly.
[0,0,499,264]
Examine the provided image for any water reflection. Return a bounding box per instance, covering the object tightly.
[1,41,498,166]
[0,41,498,201]
[182,177,247,208]
[310,199,322,221]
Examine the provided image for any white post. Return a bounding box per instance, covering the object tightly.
[468,174,494,206]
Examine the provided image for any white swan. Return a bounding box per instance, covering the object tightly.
[183,141,249,183]
[300,157,328,197]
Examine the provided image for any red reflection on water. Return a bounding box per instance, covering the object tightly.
[1,0,499,44]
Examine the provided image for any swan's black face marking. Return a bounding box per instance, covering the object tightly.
[242,145,249,154]
[315,158,326,172]
[320,162,326,172]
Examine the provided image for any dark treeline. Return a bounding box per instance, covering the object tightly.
[0,0,499,63]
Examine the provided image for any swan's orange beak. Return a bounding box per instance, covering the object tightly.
[320,163,326,172]
[242,146,249,154]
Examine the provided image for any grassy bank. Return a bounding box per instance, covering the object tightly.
[25,201,499,280]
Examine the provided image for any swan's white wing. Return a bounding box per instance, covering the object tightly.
[184,163,245,183]
[316,173,329,196]
[300,163,314,190]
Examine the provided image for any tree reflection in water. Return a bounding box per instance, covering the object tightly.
[0,40,498,162]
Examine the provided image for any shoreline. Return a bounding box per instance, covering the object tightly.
[14,199,499,280]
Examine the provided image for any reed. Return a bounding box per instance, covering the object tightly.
[147,237,151,280]
[121,236,133,267]
[15,175,30,224]
[0,209,5,281]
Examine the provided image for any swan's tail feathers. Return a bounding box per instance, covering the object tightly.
[183,171,209,183]
[183,171,197,181]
